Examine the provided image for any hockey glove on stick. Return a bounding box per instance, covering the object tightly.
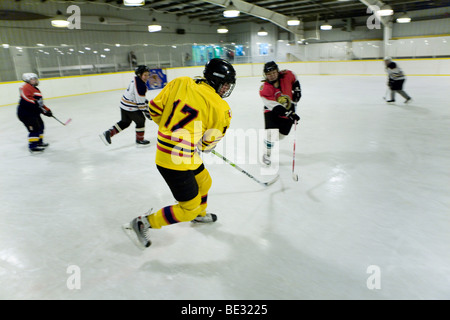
[286,110,300,123]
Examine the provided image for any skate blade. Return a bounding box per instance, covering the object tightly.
[121,223,150,250]
[135,142,151,148]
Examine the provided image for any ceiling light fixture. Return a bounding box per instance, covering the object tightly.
[148,18,162,32]
[223,1,240,18]
[51,11,69,28]
[123,0,145,6]
[378,4,394,16]
[257,27,268,36]
[320,21,332,30]
[287,17,300,26]
[396,12,411,23]
[217,26,229,34]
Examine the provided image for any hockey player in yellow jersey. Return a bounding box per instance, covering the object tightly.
[123,58,236,248]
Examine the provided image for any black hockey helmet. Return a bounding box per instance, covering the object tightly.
[263,61,279,74]
[203,58,236,98]
[263,61,280,84]
[135,65,150,76]
[387,61,397,69]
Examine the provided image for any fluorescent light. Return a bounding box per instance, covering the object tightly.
[51,17,69,28]
[123,0,145,6]
[217,26,229,33]
[257,27,268,36]
[148,18,162,32]
[287,17,300,26]
[378,5,393,16]
[396,13,411,23]
[51,10,69,28]
[320,24,332,30]
[148,24,162,32]
[223,2,240,18]
[396,16,411,23]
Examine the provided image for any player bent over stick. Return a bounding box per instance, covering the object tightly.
[259,61,301,166]
[123,58,236,249]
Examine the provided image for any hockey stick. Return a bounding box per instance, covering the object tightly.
[52,115,72,126]
[292,120,299,181]
[211,150,279,187]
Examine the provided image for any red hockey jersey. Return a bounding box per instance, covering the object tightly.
[259,70,299,111]
[17,83,47,117]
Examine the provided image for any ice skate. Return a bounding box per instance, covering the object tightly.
[191,213,217,224]
[100,130,111,145]
[404,97,412,104]
[122,215,152,249]
[136,139,150,146]
[386,99,395,104]
[38,141,49,148]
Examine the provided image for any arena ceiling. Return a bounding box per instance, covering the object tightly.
[146,0,449,24]
[2,0,449,25]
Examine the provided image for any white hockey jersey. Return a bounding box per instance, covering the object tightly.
[386,63,405,81]
[120,76,148,112]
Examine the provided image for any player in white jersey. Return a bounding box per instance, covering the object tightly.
[384,57,412,104]
[100,65,152,145]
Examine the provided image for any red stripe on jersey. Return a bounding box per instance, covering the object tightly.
[150,100,163,112]
[158,131,194,147]
[157,145,193,158]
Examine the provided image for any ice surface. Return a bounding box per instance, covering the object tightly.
[1,75,449,299]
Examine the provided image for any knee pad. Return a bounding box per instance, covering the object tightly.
[195,168,212,195]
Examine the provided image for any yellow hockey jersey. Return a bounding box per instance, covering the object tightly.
[148,76,232,171]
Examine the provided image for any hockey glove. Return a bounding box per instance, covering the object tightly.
[276,95,293,111]
[42,106,53,117]
[142,109,152,120]
[286,110,300,123]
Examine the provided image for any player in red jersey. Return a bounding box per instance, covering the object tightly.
[17,73,53,153]
[259,61,301,165]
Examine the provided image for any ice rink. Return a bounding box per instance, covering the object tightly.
[1,74,449,300]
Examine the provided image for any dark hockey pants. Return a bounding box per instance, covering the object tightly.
[18,114,45,149]
[110,109,146,141]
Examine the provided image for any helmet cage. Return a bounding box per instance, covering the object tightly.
[204,58,236,98]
